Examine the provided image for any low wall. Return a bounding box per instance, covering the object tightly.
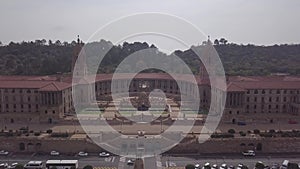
[1,135,300,155]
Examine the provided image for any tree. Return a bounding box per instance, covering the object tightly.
[83,165,93,169]
[219,38,228,45]
[0,41,2,46]
[214,39,219,45]
[55,40,62,46]
[228,129,235,134]
[15,164,24,169]
[185,164,195,169]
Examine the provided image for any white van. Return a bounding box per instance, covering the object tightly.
[24,161,43,169]
[280,160,289,169]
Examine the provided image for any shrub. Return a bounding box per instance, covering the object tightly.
[260,133,274,138]
[253,129,260,134]
[46,129,53,134]
[269,129,275,133]
[15,164,24,169]
[83,165,93,169]
[34,132,41,136]
[228,129,236,134]
[239,131,246,137]
[51,132,69,138]
[211,133,234,138]
[185,164,196,169]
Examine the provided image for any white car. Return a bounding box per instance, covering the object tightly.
[50,151,60,156]
[202,162,211,169]
[99,152,110,157]
[195,164,200,169]
[212,164,218,169]
[78,151,88,157]
[220,164,228,169]
[127,159,135,165]
[0,163,8,168]
[242,150,255,156]
[237,164,244,169]
[0,150,9,156]
[8,163,18,169]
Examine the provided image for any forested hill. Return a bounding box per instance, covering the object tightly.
[0,40,300,76]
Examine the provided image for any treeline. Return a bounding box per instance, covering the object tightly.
[0,40,300,76]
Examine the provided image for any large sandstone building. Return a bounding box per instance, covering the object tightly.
[0,38,299,124]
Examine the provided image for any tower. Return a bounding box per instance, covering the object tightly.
[72,35,87,77]
[199,36,212,80]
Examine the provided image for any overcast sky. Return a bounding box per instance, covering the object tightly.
[0,0,299,51]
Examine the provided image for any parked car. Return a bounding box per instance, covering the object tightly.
[8,163,18,169]
[78,151,88,157]
[99,152,110,157]
[0,150,9,156]
[271,163,279,169]
[220,164,228,169]
[237,164,243,169]
[242,150,255,156]
[229,165,235,169]
[127,159,135,165]
[0,163,8,169]
[280,160,289,169]
[212,164,218,169]
[195,164,200,169]
[202,162,211,169]
[50,151,60,156]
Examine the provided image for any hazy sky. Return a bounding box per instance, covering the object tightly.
[0,0,299,51]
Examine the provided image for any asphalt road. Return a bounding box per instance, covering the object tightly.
[0,154,119,168]
[1,153,300,168]
[162,156,300,168]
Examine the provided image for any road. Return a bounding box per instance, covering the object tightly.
[0,154,119,168]
[162,155,300,168]
[1,153,300,168]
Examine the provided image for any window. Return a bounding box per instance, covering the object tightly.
[254,90,258,94]
[13,104,16,109]
[269,90,272,94]
[229,111,232,114]
[52,110,55,114]
[276,90,280,94]
[262,90,265,94]
[276,97,279,102]
[262,97,265,102]
[45,110,48,114]
[269,105,271,109]
[19,89,22,93]
[284,97,286,102]
[247,90,250,94]
[269,97,272,102]
[276,105,279,109]
[12,89,15,93]
[254,97,257,102]
[21,104,23,109]
[254,105,257,109]
[28,96,31,102]
[246,105,249,109]
[6,104,8,108]
[247,97,250,102]
[26,89,31,93]
[284,90,287,94]
[28,104,31,109]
